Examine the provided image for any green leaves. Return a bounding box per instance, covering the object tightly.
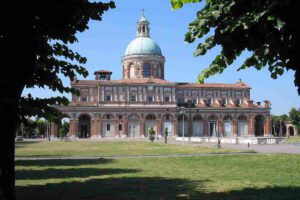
[275,18,285,30]
[171,0,201,10]
[171,0,184,10]
[0,0,115,123]
[172,0,298,94]
[289,108,300,130]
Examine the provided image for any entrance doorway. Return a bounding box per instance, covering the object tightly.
[78,114,91,138]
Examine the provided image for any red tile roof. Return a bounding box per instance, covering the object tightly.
[176,81,251,89]
[74,78,176,85]
[110,78,175,85]
[73,78,250,88]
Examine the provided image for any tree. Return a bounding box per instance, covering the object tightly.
[149,127,156,142]
[0,1,115,199]
[164,127,168,144]
[171,0,299,94]
[60,121,70,139]
[36,119,47,137]
[289,108,300,131]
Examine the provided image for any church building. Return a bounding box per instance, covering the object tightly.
[55,13,271,141]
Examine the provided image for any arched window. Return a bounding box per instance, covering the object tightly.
[238,115,247,121]
[223,115,233,121]
[163,114,173,121]
[238,115,248,136]
[128,114,140,121]
[130,65,135,78]
[143,64,150,77]
[193,115,203,121]
[208,115,218,121]
[103,114,114,120]
[146,114,156,120]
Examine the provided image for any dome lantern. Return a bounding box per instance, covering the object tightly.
[137,9,150,37]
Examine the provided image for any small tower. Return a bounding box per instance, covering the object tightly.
[94,70,112,80]
[137,10,150,37]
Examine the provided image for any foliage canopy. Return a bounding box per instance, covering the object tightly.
[0,1,115,199]
[289,108,300,130]
[1,0,115,124]
[171,0,299,94]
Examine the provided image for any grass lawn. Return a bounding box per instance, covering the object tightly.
[286,136,300,143]
[16,154,300,200]
[15,140,248,157]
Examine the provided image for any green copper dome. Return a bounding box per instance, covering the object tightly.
[125,37,162,56]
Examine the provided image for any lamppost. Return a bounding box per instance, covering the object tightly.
[216,120,221,148]
[272,122,276,136]
[179,107,185,143]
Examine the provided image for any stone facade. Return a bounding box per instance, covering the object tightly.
[56,13,271,139]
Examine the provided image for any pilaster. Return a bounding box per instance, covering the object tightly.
[264,114,271,136]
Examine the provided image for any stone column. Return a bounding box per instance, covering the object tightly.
[68,119,75,137]
[101,86,104,101]
[90,119,97,138]
[155,87,159,102]
[114,113,119,138]
[157,114,162,137]
[248,114,254,136]
[134,65,138,77]
[232,119,238,136]
[99,115,102,138]
[173,118,178,137]
[50,122,59,137]
[203,120,209,137]
[74,119,79,137]
[141,64,144,77]
[122,113,128,137]
[264,114,271,136]
[140,114,145,137]
[188,114,192,137]
[218,120,223,136]
[126,65,130,78]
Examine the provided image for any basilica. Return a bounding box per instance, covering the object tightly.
[55,13,271,141]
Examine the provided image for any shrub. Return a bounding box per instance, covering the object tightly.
[149,127,155,142]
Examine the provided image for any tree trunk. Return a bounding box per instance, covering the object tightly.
[0,75,30,200]
[0,24,36,199]
[0,77,25,200]
[0,106,17,200]
[0,78,26,200]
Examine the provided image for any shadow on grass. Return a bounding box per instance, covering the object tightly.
[16,168,140,180]
[15,159,300,200]
[15,158,113,167]
[15,141,41,148]
[16,177,300,200]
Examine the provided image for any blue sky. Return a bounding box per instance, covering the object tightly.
[24,0,299,115]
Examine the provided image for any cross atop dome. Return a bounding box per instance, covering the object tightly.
[139,9,148,22]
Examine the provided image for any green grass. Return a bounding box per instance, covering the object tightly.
[16,154,300,200]
[286,136,300,143]
[15,141,247,157]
